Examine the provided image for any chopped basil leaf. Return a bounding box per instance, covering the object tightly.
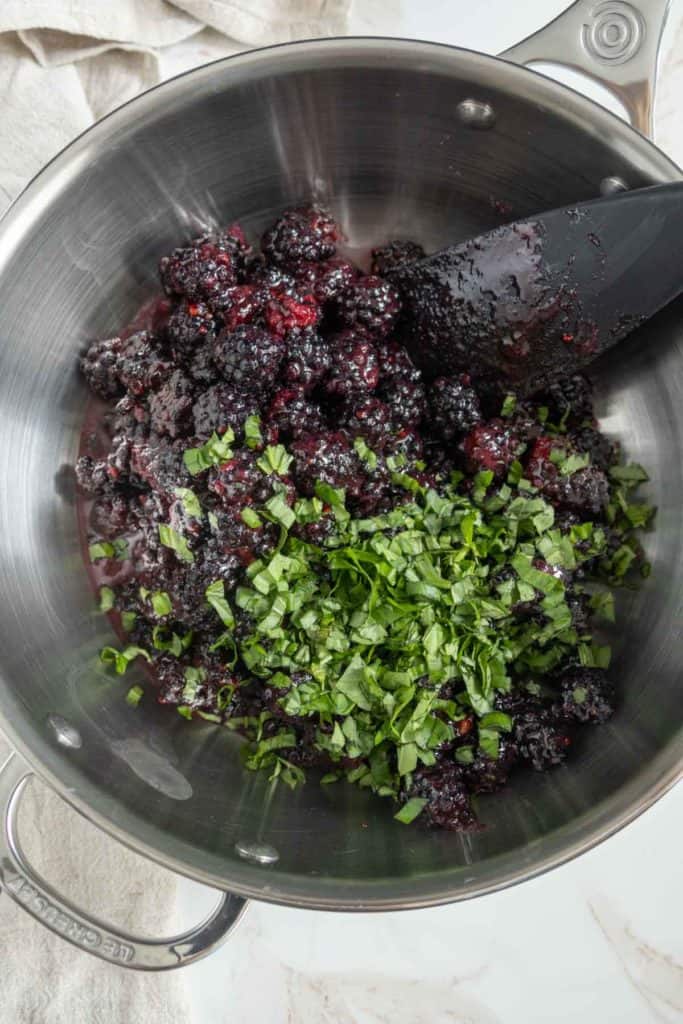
[501,394,517,417]
[158,524,194,563]
[89,541,114,562]
[100,645,151,675]
[152,625,193,657]
[353,436,378,470]
[257,444,293,476]
[455,747,475,765]
[174,487,202,518]
[121,611,137,632]
[241,507,263,528]
[183,429,235,475]
[182,665,207,703]
[177,706,193,720]
[244,414,263,449]
[394,797,428,824]
[205,580,235,629]
[98,586,115,612]
[150,590,173,617]
[609,462,649,487]
[559,453,591,477]
[126,685,144,707]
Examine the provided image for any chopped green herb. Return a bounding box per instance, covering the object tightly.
[158,524,194,564]
[89,541,114,562]
[394,797,428,824]
[126,685,144,707]
[257,444,293,476]
[244,414,263,449]
[183,429,235,475]
[121,611,137,632]
[501,394,517,417]
[100,645,151,675]
[354,436,378,470]
[241,507,263,528]
[174,487,202,518]
[152,625,193,657]
[150,590,173,617]
[98,586,115,612]
[182,665,207,703]
[177,706,193,720]
[205,580,235,629]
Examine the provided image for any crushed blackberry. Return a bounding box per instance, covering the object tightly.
[543,374,594,426]
[335,275,401,336]
[404,763,478,831]
[264,285,320,339]
[261,204,339,264]
[556,666,614,724]
[428,377,482,441]
[213,324,284,396]
[217,284,264,328]
[147,370,195,439]
[325,330,380,399]
[514,706,573,771]
[371,239,425,276]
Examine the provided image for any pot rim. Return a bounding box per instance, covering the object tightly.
[0,36,681,910]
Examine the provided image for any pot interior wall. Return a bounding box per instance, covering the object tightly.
[0,42,680,905]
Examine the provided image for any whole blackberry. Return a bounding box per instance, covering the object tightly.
[571,426,619,473]
[325,330,380,400]
[335,275,401,336]
[211,507,278,559]
[267,386,326,441]
[80,336,123,399]
[192,383,260,440]
[186,344,218,388]
[208,450,293,509]
[290,430,365,498]
[384,379,427,428]
[428,377,482,441]
[513,706,573,771]
[75,455,112,495]
[343,397,394,446]
[461,419,523,476]
[213,324,284,396]
[166,299,215,360]
[544,374,594,426]
[261,204,339,264]
[376,340,422,391]
[159,224,251,305]
[280,328,331,392]
[526,437,608,515]
[148,370,195,439]
[128,438,192,496]
[117,331,172,396]
[264,285,320,339]
[404,763,478,831]
[291,258,357,304]
[371,239,425,276]
[556,666,614,724]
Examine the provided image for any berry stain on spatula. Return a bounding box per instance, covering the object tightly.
[389,183,683,391]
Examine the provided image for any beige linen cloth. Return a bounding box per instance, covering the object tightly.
[0,4,349,1021]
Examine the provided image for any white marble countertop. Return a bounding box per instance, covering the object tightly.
[167,3,683,1022]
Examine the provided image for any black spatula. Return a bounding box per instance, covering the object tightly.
[389,183,683,391]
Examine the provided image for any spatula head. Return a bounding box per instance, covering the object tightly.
[390,183,683,391]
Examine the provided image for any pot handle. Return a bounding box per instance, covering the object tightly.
[500,0,671,139]
[0,753,248,970]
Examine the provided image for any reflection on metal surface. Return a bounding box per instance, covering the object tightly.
[235,840,280,866]
[455,98,496,128]
[110,739,193,801]
[46,713,82,750]
[600,174,630,193]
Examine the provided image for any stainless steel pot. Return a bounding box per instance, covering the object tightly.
[0,0,680,971]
